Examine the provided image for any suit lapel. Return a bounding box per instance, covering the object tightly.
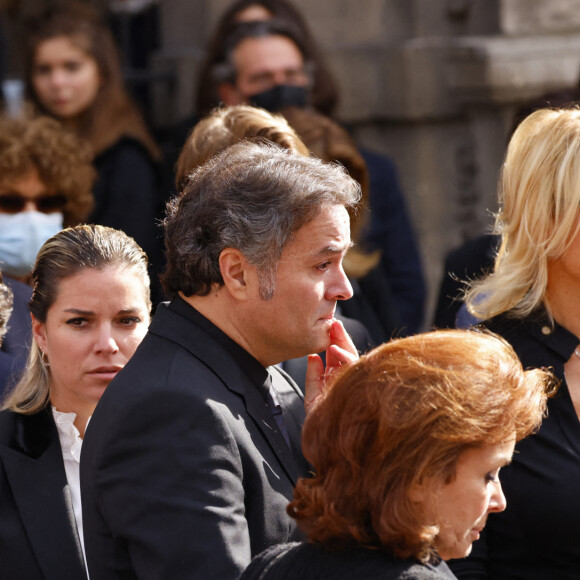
[150,302,303,484]
[0,411,87,580]
[239,375,300,483]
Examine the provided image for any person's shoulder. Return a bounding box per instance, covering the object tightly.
[0,408,53,452]
[94,135,158,168]
[398,559,456,579]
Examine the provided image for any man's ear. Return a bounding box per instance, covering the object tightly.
[219,247,254,300]
[217,81,245,106]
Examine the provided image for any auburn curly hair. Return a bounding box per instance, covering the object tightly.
[289,329,553,562]
[0,114,95,226]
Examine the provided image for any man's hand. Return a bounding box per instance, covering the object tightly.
[304,319,358,413]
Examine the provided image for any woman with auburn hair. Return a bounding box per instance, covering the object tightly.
[23,2,163,296]
[240,329,551,580]
[450,108,580,580]
[0,224,151,579]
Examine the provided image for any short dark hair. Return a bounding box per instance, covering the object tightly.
[162,140,360,299]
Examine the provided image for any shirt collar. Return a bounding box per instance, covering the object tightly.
[170,296,270,400]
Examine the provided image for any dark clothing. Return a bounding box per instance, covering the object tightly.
[91,136,165,302]
[81,297,309,580]
[0,277,32,398]
[449,311,580,580]
[433,234,499,329]
[360,148,426,335]
[0,408,87,580]
[241,542,457,580]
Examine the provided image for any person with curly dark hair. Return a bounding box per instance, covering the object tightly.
[0,113,95,283]
[0,112,95,395]
[241,329,552,580]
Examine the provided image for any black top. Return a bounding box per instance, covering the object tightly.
[449,311,580,579]
[0,408,87,579]
[241,542,456,580]
[91,136,165,303]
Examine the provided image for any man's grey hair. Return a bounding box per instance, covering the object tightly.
[162,140,361,300]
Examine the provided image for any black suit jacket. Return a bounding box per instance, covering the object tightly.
[0,408,87,580]
[81,298,309,580]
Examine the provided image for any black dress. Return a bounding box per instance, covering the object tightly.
[241,542,456,580]
[449,311,580,579]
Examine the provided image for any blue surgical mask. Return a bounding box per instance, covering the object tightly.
[0,211,63,277]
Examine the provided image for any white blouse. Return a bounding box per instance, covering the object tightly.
[51,407,88,569]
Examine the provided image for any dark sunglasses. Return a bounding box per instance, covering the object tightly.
[0,193,67,214]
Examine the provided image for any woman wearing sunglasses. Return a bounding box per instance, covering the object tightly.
[0,113,94,393]
[0,113,94,284]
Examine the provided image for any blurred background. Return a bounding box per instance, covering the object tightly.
[3,0,580,327]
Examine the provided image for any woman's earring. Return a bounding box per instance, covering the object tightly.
[41,349,50,368]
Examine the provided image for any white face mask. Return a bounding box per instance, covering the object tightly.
[0,211,63,277]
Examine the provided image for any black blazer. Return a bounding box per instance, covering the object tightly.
[81,298,309,580]
[0,408,87,580]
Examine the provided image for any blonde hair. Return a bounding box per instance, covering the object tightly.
[466,107,580,321]
[175,105,309,188]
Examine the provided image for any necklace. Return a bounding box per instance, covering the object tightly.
[574,348,580,360]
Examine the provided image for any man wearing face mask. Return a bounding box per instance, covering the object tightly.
[0,114,94,385]
[214,20,310,113]
[202,19,426,336]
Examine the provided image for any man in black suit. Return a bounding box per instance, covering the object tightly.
[81,140,360,579]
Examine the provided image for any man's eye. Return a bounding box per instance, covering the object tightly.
[119,317,141,326]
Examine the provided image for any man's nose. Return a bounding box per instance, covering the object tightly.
[327,266,353,302]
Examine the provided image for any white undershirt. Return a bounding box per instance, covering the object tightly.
[51,407,88,570]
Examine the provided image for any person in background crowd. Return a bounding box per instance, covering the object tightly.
[0,113,95,388]
[193,13,426,334]
[24,2,164,301]
[449,108,580,579]
[81,140,359,580]
[0,224,151,580]
[241,329,551,580]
